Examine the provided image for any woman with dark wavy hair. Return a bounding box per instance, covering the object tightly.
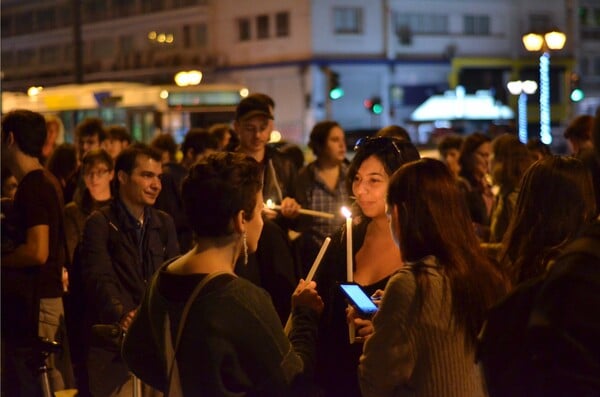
[359,158,508,397]
[499,155,596,285]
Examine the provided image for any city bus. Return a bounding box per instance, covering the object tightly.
[1,82,248,143]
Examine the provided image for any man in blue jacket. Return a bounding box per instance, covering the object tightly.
[81,144,179,397]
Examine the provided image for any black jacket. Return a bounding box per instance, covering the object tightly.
[81,199,180,325]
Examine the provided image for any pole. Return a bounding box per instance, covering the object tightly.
[539,52,551,144]
[72,0,83,85]
[518,92,528,144]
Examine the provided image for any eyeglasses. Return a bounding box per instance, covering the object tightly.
[84,168,110,179]
[354,136,405,158]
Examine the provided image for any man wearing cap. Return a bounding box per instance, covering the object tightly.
[233,94,301,323]
[234,93,301,219]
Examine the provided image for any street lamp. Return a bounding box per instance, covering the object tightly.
[522,30,566,144]
[507,80,538,143]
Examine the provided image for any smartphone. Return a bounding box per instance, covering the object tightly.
[339,282,378,318]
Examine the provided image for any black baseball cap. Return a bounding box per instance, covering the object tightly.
[235,95,274,122]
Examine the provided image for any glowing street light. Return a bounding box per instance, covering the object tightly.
[174,70,203,87]
[507,80,538,143]
[522,30,566,144]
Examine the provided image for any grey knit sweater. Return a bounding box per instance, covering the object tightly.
[359,256,488,397]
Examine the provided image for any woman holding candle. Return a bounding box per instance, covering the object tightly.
[314,135,420,397]
[358,158,508,397]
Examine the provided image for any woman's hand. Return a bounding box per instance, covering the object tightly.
[346,306,375,343]
[292,279,324,315]
[280,197,301,219]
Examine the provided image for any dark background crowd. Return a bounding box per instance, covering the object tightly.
[1,96,599,397]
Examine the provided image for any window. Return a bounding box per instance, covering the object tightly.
[83,0,107,22]
[15,11,33,35]
[334,7,363,34]
[115,0,136,17]
[238,17,251,41]
[594,57,600,76]
[528,14,551,32]
[464,15,490,35]
[1,15,13,37]
[36,7,57,31]
[40,45,61,64]
[119,35,134,53]
[276,11,289,37]
[394,13,448,34]
[17,49,35,66]
[90,38,114,61]
[195,23,207,47]
[2,51,14,68]
[256,14,269,39]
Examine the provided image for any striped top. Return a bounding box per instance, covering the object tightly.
[359,256,488,397]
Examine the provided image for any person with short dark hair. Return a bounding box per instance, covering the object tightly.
[104,125,132,159]
[180,128,220,168]
[1,109,74,395]
[46,142,78,194]
[81,144,179,397]
[526,137,552,161]
[564,114,593,156]
[375,124,411,142]
[233,94,300,323]
[437,134,464,178]
[209,123,236,151]
[64,117,107,204]
[150,133,178,164]
[122,152,323,396]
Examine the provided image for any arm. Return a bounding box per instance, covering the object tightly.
[81,212,127,324]
[122,279,166,392]
[359,272,416,397]
[2,224,49,267]
[63,205,81,265]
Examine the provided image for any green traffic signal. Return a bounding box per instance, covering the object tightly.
[329,87,344,100]
[372,103,383,114]
[570,88,584,102]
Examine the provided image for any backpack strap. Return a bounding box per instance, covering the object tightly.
[164,271,233,396]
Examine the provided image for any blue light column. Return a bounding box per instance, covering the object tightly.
[518,92,528,143]
[539,52,551,144]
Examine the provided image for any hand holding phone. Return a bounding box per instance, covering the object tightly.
[339,282,378,318]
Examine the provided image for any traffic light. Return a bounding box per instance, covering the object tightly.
[570,72,584,102]
[328,71,344,100]
[364,96,383,114]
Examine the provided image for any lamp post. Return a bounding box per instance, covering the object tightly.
[507,80,538,143]
[522,30,566,144]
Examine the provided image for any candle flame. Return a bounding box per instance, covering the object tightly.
[341,206,352,219]
[266,199,275,209]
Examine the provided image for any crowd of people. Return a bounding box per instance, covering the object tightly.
[1,94,599,397]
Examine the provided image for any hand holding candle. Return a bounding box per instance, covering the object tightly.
[265,199,335,219]
[284,237,331,335]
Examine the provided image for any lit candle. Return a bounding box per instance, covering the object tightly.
[284,237,331,335]
[265,199,335,219]
[341,206,355,343]
[341,206,353,281]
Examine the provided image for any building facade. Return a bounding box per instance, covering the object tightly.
[2,0,596,144]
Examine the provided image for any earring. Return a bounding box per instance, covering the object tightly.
[243,231,248,265]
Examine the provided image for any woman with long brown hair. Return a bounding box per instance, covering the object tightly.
[499,155,596,285]
[359,158,508,397]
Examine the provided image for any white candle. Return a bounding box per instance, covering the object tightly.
[265,199,335,219]
[284,237,332,335]
[341,206,353,281]
[341,207,355,343]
